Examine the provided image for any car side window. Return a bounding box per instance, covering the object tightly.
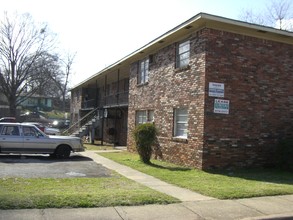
[23,127,35,136]
[23,126,44,137]
[33,127,44,137]
[1,126,20,136]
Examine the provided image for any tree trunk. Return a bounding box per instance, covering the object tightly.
[9,97,17,117]
[62,93,66,112]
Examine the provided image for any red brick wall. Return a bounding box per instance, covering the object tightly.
[70,88,82,126]
[203,29,293,169]
[128,30,207,168]
[128,27,293,169]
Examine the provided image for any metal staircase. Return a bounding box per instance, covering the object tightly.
[62,107,101,138]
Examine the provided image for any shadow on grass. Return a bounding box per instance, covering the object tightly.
[147,162,192,172]
[207,168,293,185]
[0,154,93,164]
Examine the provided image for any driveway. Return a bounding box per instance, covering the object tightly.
[0,153,112,178]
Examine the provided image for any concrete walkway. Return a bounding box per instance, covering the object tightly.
[81,151,213,202]
[1,151,293,220]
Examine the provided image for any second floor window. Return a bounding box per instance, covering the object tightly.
[138,58,149,84]
[176,40,190,68]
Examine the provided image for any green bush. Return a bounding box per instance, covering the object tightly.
[277,138,293,171]
[133,123,157,164]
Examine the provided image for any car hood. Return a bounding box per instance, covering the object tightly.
[48,135,80,141]
[45,127,60,132]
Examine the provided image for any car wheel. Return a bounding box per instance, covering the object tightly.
[55,145,71,159]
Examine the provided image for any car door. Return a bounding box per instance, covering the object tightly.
[0,125,23,153]
[22,126,55,154]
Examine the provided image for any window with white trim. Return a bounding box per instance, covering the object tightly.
[176,40,190,68]
[174,108,188,138]
[138,58,149,84]
[136,110,154,125]
[148,110,154,122]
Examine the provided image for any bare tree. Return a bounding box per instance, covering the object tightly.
[239,0,293,30]
[0,12,57,116]
[239,9,269,26]
[267,0,293,29]
[49,52,76,112]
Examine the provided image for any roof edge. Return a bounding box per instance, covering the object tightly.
[71,12,293,90]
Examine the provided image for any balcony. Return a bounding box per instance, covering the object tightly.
[81,91,129,109]
[103,91,129,107]
[82,99,96,109]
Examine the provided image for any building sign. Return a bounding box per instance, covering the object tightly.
[209,82,224,97]
[214,99,230,114]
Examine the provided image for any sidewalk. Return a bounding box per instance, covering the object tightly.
[1,151,293,220]
[82,151,214,202]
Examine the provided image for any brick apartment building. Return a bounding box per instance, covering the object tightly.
[70,13,293,169]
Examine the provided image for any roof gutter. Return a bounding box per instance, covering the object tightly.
[72,12,293,90]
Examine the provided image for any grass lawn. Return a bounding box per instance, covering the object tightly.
[99,151,293,199]
[83,143,116,151]
[0,172,178,209]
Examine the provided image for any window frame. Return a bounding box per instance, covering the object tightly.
[173,108,188,139]
[1,125,20,136]
[135,110,154,125]
[176,40,190,69]
[136,110,147,125]
[138,57,149,85]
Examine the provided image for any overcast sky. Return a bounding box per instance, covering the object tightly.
[1,0,271,86]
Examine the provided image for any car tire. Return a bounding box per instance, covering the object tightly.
[55,145,71,159]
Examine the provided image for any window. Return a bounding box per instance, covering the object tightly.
[23,126,44,137]
[138,58,149,84]
[148,110,154,122]
[1,126,20,136]
[136,111,147,124]
[136,110,154,125]
[174,108,188,138]
[176,40,190,68]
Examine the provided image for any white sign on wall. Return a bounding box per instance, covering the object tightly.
[214,99,230,114]
[209,82,224,97]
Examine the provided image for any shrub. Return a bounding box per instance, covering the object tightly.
[133,123,157,164]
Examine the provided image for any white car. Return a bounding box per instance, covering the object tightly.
[0,123,84,158]
[45,127,60,135]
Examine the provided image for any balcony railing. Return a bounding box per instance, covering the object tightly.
[82,99,96,109]
[104,92,129,107]
[81,91,129,109]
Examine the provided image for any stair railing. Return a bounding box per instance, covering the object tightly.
[62,107,100,136]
